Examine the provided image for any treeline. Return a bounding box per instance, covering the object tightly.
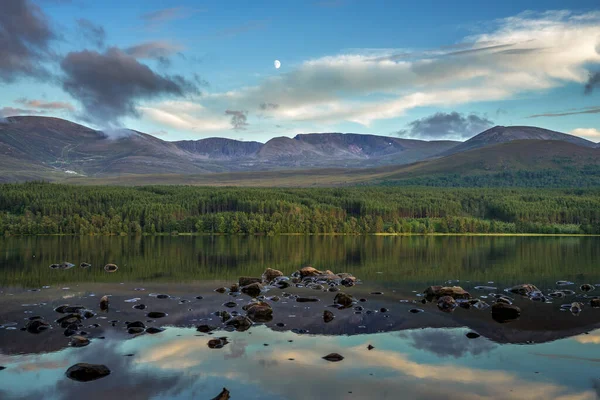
[0,183,599,235]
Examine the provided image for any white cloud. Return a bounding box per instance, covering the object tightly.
[570,127,600,141]
[139,101,231,132]
[141,10,600,132]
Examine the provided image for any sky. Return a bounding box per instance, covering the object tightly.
[1,0,600,143]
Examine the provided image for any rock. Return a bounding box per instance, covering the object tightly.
[25,319,50,334]
[197,324,217,333]
[54,305,85,314]
[195,296,204,300]
[495,297,512,305]
[298,266,322,278]
[211,388,231,400]
[275,280,290,289]
[50,262,74,270]
[208,337,229,349]
[133,304,146,310]
[591,298,600,308]
[466,332,481,339]
[241,282,263,298]
[340,278,355,287]
[409,308,424,313]
[296,297,319,303]
[580,284,595,292]
[156,294,169,299]
[367,345,374,350]
[226,316,253,332]
[322,353,344,362]
[127,321,146,329]
[219,311,231,323]
[215,287,228,294]
[128,327,145,334]
[245,302,273,322]
[57,314,82,328]
[437,296,457,312]
[424,286,471,300]
[0,366,5,371]
[81,310,95,319]
[508,284,540,296]
[239,277,262,287]
[147,312,167,319]
[70,335,90,347]
[146,327,165,334]
[262,268,284,283]
[65,363,110,382]
[104,263,118,272]
[334,292,355,307]
[229,284,239,293]
[570,302,583,314]
[323,310,335,323]
[100,295,109,311]
[80,263,91,268]
[491,303,521,323]
[223,301,238,308]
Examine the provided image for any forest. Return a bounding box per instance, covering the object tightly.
[0,182,599,235]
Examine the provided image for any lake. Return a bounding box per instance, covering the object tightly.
[1,236,599,400]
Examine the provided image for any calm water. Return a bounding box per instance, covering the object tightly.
[1,236,600,400]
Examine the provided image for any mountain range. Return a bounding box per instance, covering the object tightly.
[0,116,598,186]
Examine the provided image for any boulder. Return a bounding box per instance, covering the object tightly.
[65,363,111,382]
[99,295,109,311]
[424,286,471,300]
[298,266,322,278]
[508,284,540,296]
[570,302,583,314]
[225,316,253,332]
[491,303,521,323]
[322,353,344,362]
[215,287,228,294]
[262,268,284,283]
[334,292,354,307]
[70,335,90,347]
[239,277,262,287]
[208,337,229,349]
[229,284,239,293]
[437,296,457,313]
[57,314,82,328]
[323,310,335,323]
[104,263,118,272]
[241,283,263,298]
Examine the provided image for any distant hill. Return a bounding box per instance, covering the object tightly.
[441,126,596,156]
[1,116,598,186]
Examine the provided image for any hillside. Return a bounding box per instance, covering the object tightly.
[441,126,596,156]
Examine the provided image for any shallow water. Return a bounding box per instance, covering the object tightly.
[1,236,599,399]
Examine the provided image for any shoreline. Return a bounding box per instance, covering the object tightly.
[2,233,600,238]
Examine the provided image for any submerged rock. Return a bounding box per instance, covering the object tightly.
[334,292,354,307]
[70,335,90,348]
[570,302,583,315]
[104,263,118,273]
[146,327,165,334]
[147,312,167,319]
[133,304,147,310]
[127,327,145,334]
[99,295,109,311]
[491,303,521,323]
[57,314,82,328]
[508,284,540,296]
[591,298,600,308]
[298,266,322,278]
[197,325,218,333]
[296,297,319,303]
[127,321,146,329]
[225,316,253,332]
[323,310,335,323]
[208,337,229,349]
[580,284,595,292]
[25,319,50,334]
[211,388,231,400]
[54,305,85,314]
[437,296,457,312]
[262,268,284,283]
[466,332,481,339]
[241,283,263,298]
[322,353,344,362]
[65,363,110,382]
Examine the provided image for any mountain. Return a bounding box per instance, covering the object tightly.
[175,138,263,159]
[441,126,596,156]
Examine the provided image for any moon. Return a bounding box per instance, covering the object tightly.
[274,60,281,69]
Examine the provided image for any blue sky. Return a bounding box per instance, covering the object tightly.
[1,0,599,142]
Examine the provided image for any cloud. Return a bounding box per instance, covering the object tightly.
[0,0,55,82]
[528,106,600,118]
[0,107,45,117]
[15,98,75,111]
[259,103,279,110]
[398,329,497,358]
[141,7,201,29]
[584,72,600,94]
[125,41,183,60]
[397,112,494,139]
[189,10,600,128]
[225,110,249,130]
[60,48,200,126]
[570,128,600,141]
[139,101,231,132]
[76,18,105,48]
